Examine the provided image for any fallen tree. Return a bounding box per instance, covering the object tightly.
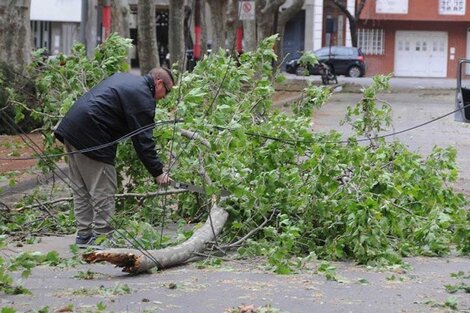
[8,34,469,275]
[83,195,228,273]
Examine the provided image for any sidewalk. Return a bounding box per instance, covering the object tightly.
[283,72,459,91]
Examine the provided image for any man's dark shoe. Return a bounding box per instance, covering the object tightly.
[75,234,96,248]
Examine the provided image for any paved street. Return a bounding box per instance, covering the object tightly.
[312,88,470,195]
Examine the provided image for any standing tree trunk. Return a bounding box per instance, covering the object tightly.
[0,0,31,69]
[243,19,257,52]
[255,0,284,45]
[111,0,131,65]
[111,0,130,38]
[225,0,239,53]
[184,5,194,51]
[254,0,304,68]
[85,0,99,57]
[200,0,208,56]
[206,0,228,53]
[331,0,366,47]
[169,0,185,72]
[137,0,159,74]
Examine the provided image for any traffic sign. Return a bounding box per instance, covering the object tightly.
[239,1,255,20]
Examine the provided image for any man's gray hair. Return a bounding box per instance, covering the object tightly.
[148,67,175,85]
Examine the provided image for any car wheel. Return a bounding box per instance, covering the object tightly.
[348,65,362,78]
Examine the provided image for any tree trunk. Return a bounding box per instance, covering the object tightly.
[243,20,257,52]
[200,0,208,56]
[111,0,131,65]
[184,5,194,51]
[225,0,239,52]
[169,0,185,72]
[255,0,285,46]
[111,0,130,38]
[85,0,99,57]
[206,0,228,53]
[349,19,358,47]
[137,0,159,74]
[84,200,228,273]
[0,0,31,69]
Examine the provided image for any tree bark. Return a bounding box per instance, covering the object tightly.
[206,0,228,53]
[83,199,228,273]
[137,0,159,74]
[225,0,239,53]
[253,0,303,69]
[200,0,208,56]
[111,0,130,39]
[85,0,99,57]
[184,4,194,51]
[0,0,31,69]
[111,0,131,65]
[255,0,285,45]
[169,0,185,72]
[243,19,257,52]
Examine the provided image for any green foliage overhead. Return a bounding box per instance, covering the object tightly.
[7,34,470,273]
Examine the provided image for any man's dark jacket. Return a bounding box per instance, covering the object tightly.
[54,73,163,177]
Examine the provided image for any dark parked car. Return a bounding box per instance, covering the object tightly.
[285,46,366,78]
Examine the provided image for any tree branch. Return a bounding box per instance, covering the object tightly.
[15,189,189,212]
[331,0,354,21]
[278,0,304,27]
[180,129,211,148]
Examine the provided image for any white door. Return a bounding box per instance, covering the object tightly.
[395,31,448,77]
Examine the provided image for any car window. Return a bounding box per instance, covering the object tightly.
[337,47,352,56]
[315,48,330,57]
[314,46,361,57]
[329,47,339,55]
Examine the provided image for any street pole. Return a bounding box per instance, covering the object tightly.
[102,0,111,40]
[194,0,201,60]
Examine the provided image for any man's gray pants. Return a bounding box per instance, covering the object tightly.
[65,141,117,237]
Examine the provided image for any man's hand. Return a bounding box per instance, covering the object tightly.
[155,173,172,186]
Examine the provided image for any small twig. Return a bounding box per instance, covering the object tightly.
[220,209,278,250]
[35,199,57,220]
[0,200,11,212]
[16,197,72,211]
[389,201,414,215]
[115,189,188,198]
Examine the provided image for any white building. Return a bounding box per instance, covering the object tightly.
[30,0,82,55]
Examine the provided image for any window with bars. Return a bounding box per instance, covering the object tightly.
[439,0,465,14]
[358,29,385,55]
